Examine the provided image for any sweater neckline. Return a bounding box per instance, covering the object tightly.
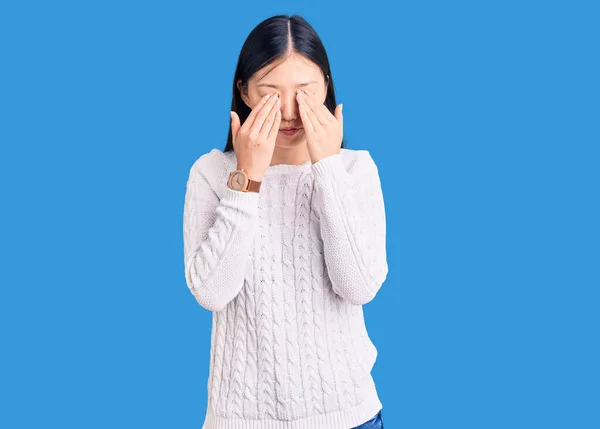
[263,159,312,176]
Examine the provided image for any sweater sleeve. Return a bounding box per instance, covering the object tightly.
[311,151,388,305]
[183,154,259,312]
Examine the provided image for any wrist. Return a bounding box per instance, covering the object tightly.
[236,165,263,182]
[228,167,263,193]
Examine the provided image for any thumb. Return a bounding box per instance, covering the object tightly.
[335,103,343,131]
[230,111,241,142]
[334,103,343,121]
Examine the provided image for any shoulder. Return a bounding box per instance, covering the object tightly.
[189,148,235,175]
[338,148,379,176]
[187,148,237,195]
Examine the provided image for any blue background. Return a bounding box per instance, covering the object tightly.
[1,1,598,428]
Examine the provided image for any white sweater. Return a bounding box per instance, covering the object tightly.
[183,147,388,429]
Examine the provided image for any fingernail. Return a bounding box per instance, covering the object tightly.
[340,104,343,112]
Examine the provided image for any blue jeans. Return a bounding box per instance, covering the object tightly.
[352,410,384,429]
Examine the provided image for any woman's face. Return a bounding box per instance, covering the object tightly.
[238,53,328,145]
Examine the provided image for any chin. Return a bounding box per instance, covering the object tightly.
[276,132,305,145]
[279,136,305,144]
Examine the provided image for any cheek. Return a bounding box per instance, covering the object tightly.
[251,94,264,108]
[301,89,326,105]
[249,91,271,108]
[313,88,327,104]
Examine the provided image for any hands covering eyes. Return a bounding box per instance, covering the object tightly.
[296,89,343,163]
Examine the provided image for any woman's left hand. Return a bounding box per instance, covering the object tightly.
[296,89,343,163]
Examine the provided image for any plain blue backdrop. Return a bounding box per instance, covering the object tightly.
[1,1,598,428]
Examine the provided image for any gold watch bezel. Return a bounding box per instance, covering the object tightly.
[228,169,248,191]
[227,168,261,192]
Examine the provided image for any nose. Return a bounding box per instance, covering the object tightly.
[279,91,300,124]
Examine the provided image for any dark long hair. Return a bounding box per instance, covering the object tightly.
[224,14,346,152]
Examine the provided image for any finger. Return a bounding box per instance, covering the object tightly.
[335,103,344,140]
[335,103,343,129]
[244,93,274,130]
[267,110,282,141]
[297,91,316,135]
[260,96,280,137]
[298,91,320,132]
[249,94,279,136]
[230,111,241,146]
[299,90,331,126]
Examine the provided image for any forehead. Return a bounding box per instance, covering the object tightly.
[252,54,323,89]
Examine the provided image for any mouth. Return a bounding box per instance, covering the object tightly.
[279,127,302,136]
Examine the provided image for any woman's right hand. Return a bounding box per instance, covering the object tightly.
[230,93,281,181]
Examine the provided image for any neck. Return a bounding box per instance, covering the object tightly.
[270,142,311,166]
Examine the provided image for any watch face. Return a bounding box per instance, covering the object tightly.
[230,171,246,191]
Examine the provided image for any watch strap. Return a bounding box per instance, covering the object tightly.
[246,178,261,193]
[227,169,261,193]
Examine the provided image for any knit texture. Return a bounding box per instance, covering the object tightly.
[183,148,388,429]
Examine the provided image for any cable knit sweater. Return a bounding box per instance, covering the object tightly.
[182,147,388,429]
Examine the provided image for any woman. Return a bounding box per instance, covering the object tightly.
[183,14,387,429]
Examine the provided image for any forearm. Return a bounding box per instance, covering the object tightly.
[184,185,259,312]
[312,153,388,305]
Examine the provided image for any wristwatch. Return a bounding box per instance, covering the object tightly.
[227,168,261,193]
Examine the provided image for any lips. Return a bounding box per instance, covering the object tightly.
[279,127,301,136]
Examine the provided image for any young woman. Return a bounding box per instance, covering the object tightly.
[183,14,387,429]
